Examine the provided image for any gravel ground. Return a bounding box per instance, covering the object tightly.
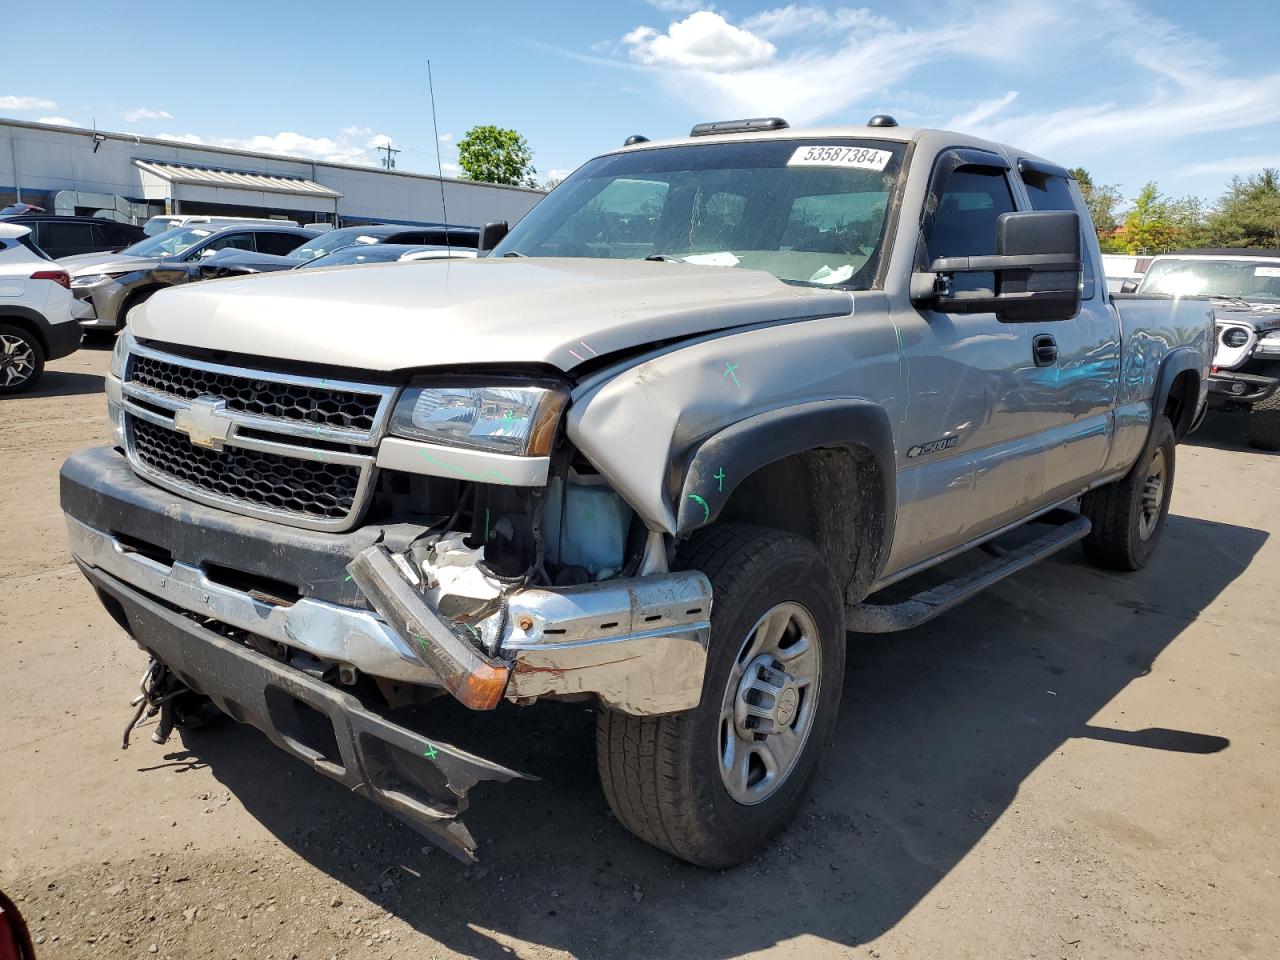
[1,344,1277,960]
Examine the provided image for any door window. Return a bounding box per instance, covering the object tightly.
[197,232,256,256]
[924,167,1016,294]
[254,232,307,256]
[36,221,93,255]
[1021,168,1096,299]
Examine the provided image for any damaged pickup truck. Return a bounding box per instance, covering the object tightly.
[62,117,1213,868]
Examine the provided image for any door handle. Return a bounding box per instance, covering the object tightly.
[1032,334,1058,367]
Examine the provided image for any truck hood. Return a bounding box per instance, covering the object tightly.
[131,257,854,373]
[60,252,161,274]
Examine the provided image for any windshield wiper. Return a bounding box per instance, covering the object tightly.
[1212,295,1254,308]
[645,254,684,262]
[501,251,527,258]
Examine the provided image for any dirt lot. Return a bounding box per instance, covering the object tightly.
[2,344,1278,960]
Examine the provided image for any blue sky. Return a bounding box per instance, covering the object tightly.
[3,0,1279,206]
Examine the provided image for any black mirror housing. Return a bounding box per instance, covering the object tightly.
[1120,278,1139,294]
[912,210,1083,323]
[478,220,509,255]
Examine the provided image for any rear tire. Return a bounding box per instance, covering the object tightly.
[1246,366,1280,451]
[596,523,845,868]
[118,287,160,329]
[0,323,46,394]
[1080,416,1175,571]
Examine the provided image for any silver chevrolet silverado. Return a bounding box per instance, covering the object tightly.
[61,117,1214,868]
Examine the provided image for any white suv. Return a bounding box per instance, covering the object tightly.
[0,223,81,393]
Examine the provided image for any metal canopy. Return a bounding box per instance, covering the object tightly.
[132,158,342,215]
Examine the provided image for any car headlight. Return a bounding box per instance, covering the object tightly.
[389,381,569,456]
[109,330,130,379]
[1257,331,1280,355]
[71,273,117,287]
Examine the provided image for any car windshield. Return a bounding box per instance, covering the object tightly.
[143,218,182,237]
[285,227,375,262]
[493,138,905,288]
[1139,258,1280,303]
[121,227,213,258]
[299,245,412,269]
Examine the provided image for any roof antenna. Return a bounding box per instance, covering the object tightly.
[427,59,451,254]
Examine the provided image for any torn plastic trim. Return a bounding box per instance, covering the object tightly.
[347,545,513,711]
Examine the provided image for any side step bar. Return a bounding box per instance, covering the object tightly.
[848,510,1092,633]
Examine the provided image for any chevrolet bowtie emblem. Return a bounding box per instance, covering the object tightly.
[173,397,234,450]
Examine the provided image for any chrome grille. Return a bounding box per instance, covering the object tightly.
[117,335,397,531]
[130,417,362,521]
[129,353,383,434]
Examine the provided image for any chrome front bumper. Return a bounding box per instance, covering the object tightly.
[67,510,711,716]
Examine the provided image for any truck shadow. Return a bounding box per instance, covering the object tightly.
[1186,410,1270,453]
[177,511,1265,960]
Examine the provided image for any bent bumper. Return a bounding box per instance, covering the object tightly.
[1208,370,1279,406]
[61,446,712,714]
[80,561,529,861]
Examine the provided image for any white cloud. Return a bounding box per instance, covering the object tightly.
[122,107,172,123]
[623,11,776,72]
[1176,155,1280,177]
[156,128,396,165]
[438,132,453,143]
[37,116,75,126]
[644,0,711,12]
[0,95,58,111]
[741,5,892,39]
[948,91,1019,131]
[441,161,461,176]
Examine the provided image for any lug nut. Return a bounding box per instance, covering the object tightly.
[517,615,534,631]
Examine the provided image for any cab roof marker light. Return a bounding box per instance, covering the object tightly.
[689,117,789,137]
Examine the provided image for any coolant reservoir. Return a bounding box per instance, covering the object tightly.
[545,471,630,578]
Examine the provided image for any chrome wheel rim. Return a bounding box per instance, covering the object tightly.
[718,601,822,806]
[1138,447,1167,541]
[1,333,36,388]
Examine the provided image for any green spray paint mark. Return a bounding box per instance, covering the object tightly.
[412,632,430,655]
[688,494,710,523]
[724,362,741,387]
[501,409,517,429]
[344,574,352,582]
[484,507,491,541]
[423,743,439,760]
[420,450,514,485]
[714,468,726,492]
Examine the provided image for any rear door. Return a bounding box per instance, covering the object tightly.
[255,231,308,256]
[35,220,94,258]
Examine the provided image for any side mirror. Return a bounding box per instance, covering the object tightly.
[912,210,1082,322]
[478,220,509,255]
[1120,279,1139,294]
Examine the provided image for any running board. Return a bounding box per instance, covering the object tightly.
[848,511,1092,633]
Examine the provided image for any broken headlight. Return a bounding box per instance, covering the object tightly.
[389,381,569,456]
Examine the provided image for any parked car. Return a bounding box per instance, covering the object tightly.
[0,202,45,216]
[196,223,481,278]
[1128,248,1280,448]
[142,214,301,237]
[62,119,1213,867]
[0,215,145,259]
[1101,253,1152,294]
[297,243,478,269]
[62,223,319,330]
[0,223,80,393]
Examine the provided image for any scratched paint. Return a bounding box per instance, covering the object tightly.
[421,450,514,485]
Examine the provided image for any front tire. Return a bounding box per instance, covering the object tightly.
[1246,365,1280,451]
[596,524,845,868]
[0,323,46,394]
[1080,416,1175,571]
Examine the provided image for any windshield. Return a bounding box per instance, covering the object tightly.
[285,227,374,262]
[493,138,905,288]
[299,245,413,268]
[121,226,213,258]
[1139,258,1280,303]
[143,217,182,237]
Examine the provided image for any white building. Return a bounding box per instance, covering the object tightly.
[1,118,544,228]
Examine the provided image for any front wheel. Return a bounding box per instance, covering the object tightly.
[0,323,46,394]
[1246,366,1280,451]
[1080,416,1176,571]
[596,524,845,868]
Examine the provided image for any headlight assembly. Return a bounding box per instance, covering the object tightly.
[71,273,117,287]
[389,381,569,457]
[109,330,130,379]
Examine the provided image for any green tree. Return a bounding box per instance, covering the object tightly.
[456,125,537,187]
[1069,166,1125,251]
[1116,182,1203,254]
[1205,169,1280,248]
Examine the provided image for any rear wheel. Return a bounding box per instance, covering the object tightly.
[1080,416,1175,571]
[118,287,160,329]
[0,323,45,394]
[596,523,845,868]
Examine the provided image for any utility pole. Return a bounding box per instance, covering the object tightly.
[378,143,401,170]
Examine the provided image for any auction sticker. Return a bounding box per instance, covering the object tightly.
[787,145,892,171]
[1254,266,1280,277]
